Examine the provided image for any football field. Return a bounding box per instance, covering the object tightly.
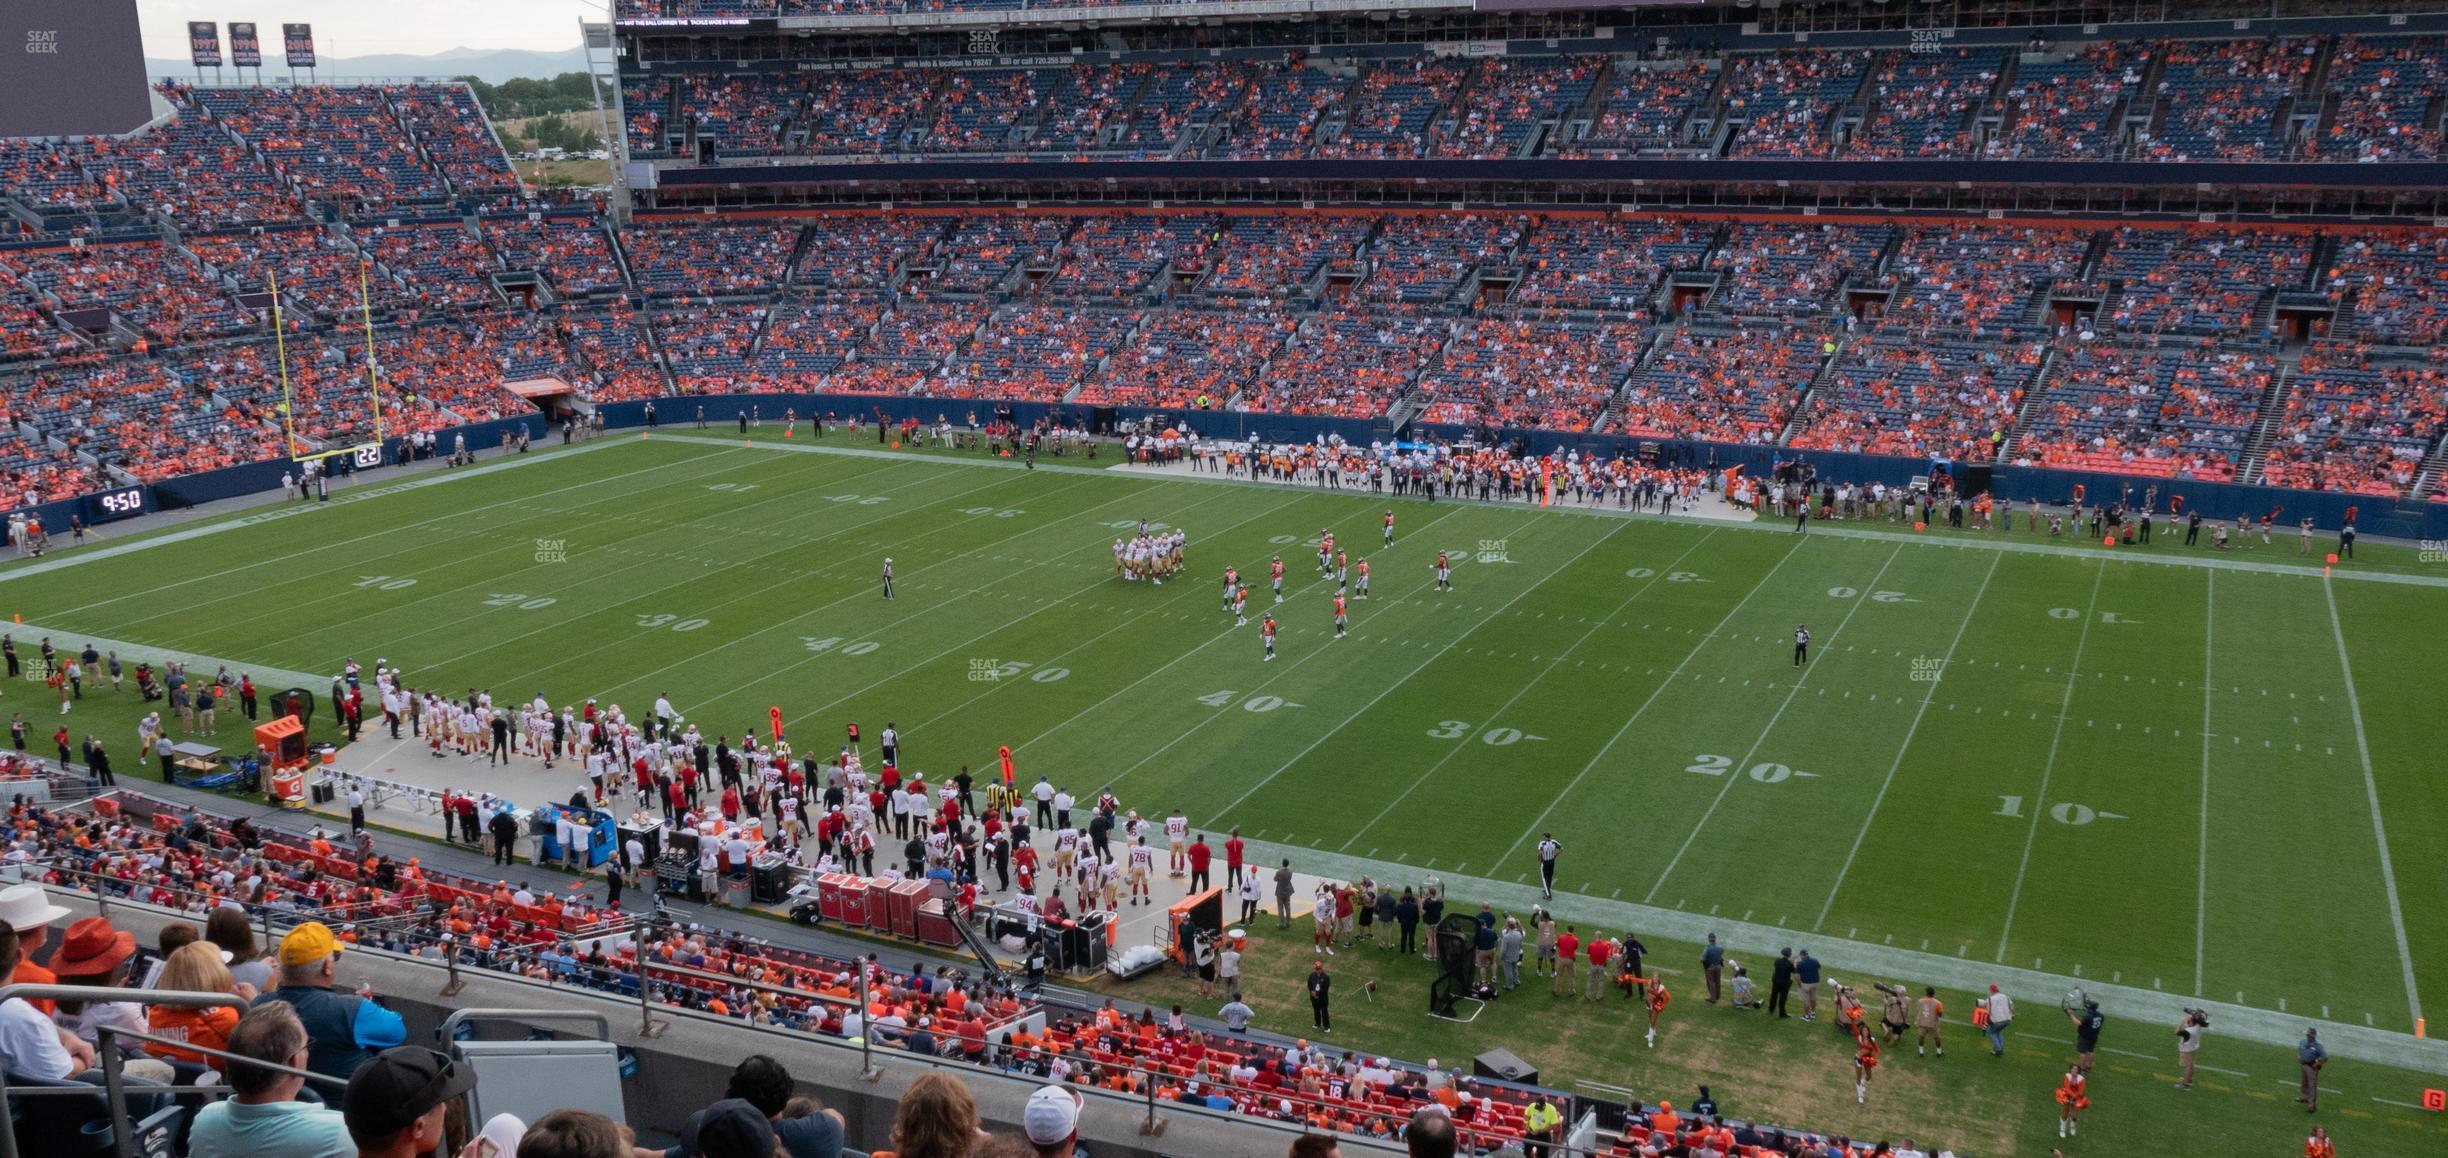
[7,432,2443,1061]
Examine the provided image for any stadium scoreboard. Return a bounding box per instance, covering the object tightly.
[0,0,152,138]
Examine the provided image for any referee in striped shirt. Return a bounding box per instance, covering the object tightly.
[1536,833,1561,899]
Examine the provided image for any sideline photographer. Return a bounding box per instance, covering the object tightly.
[2175,1008,2209,1089]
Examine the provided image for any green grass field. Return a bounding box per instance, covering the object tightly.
[5,431,2445,1154]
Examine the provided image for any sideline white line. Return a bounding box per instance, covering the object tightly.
[1333,524,1708,851]
[0,622,324,692]
[1491,533,1807,873]
[1220,833,2448,1074]
[1994,560,2106,961]
[1815,549,2002,929]
[15,440,719,619]
[2322,578,2425,1028]
[1643,543,1904,903]
[2195,568,2215,997]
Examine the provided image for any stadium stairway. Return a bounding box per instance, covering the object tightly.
[1771,330,1849,447]
[1996,344,2061,462]
[2236,355,2303,485]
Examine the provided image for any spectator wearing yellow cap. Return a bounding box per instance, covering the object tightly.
[250,922,405,1108]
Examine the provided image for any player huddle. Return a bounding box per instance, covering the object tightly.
[1112,522,1188,584]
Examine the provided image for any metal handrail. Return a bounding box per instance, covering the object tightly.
[0,984,269,1158]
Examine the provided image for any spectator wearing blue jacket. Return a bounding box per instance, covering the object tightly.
[250,922,405,1109]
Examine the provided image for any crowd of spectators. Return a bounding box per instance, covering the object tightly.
[2134,36,2318,161]
[390,85,523,197]
[1847,49,2003,158]
[188,85,455,214]
[1044,215,1214,298]
[942,305,1135,401]
[0,785,1883,1158]
[2259,343,2446,497]
[362,224,502,311]
[2326,232,2448,347]
[1120,61,1257,155]
[1722,50,1871,158]
[624,224,801,296]
[1883,225,2089,334]
[797,69,940,157]
[1790,333,2040,460]
[1416,318,1643,431]
[1982,43,2144,160]
[185,230,405,322]
[2098,226,2310,341]
[652,303,773,391]
[789,216,945,294]
[584,35,2448,168]
[1207,61,1347,159]
[931,216,1073,295]
[2311,36,2448,161]
[926,68,1060,153]
[1315,59,1473,160]
[562,304,668,403]
[1198,216,1370,301]
[1072,306,1297,409]
[1705,223,1892,316]
[757,299,886,377]
[2014,340,2269,479]
[1561,59,1715,158]
[6,355,252,481]
[1356,215,1525,309]
[0,241,256,346]
[1242,311,1448,417]
[1615,323,1824,445]
[486,219,629,296]
[1511,217,1711,317]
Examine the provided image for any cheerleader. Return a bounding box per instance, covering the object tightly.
[1644,975,1670,1049]
[2054,1063,2089,1138]
[1854,1025,1881,1104]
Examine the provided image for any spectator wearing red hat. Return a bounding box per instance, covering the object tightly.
[50,914,176,1082]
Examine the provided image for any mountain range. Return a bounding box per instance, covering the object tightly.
[146,45,589,86]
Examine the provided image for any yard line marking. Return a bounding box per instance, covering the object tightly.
[768,485,1291,726]
[1335,527,1713,851]
[1495,536,1811,873]
[2323,578,2425,1028]
[13,437,694,616]
[491,470,1094,688]
[1645,543,1905,903]
[2196,568,2215,997]
[1014,505,1471,753]
[261,454,906,664]
[119,448,862,650]
[1211,513,1624,826]
[1996,559,2107,963]
[1815,550,2000,929]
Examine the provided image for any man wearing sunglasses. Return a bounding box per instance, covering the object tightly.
[253,922,407,1109]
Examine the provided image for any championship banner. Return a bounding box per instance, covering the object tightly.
[188,21,221,67]
[228,21,261,67]
[282,23,314,68]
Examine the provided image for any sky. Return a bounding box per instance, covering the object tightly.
[138,0,596,59]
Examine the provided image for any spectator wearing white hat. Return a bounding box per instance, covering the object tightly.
[1022,1084,1084,1158]
[0,883,70,1012]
